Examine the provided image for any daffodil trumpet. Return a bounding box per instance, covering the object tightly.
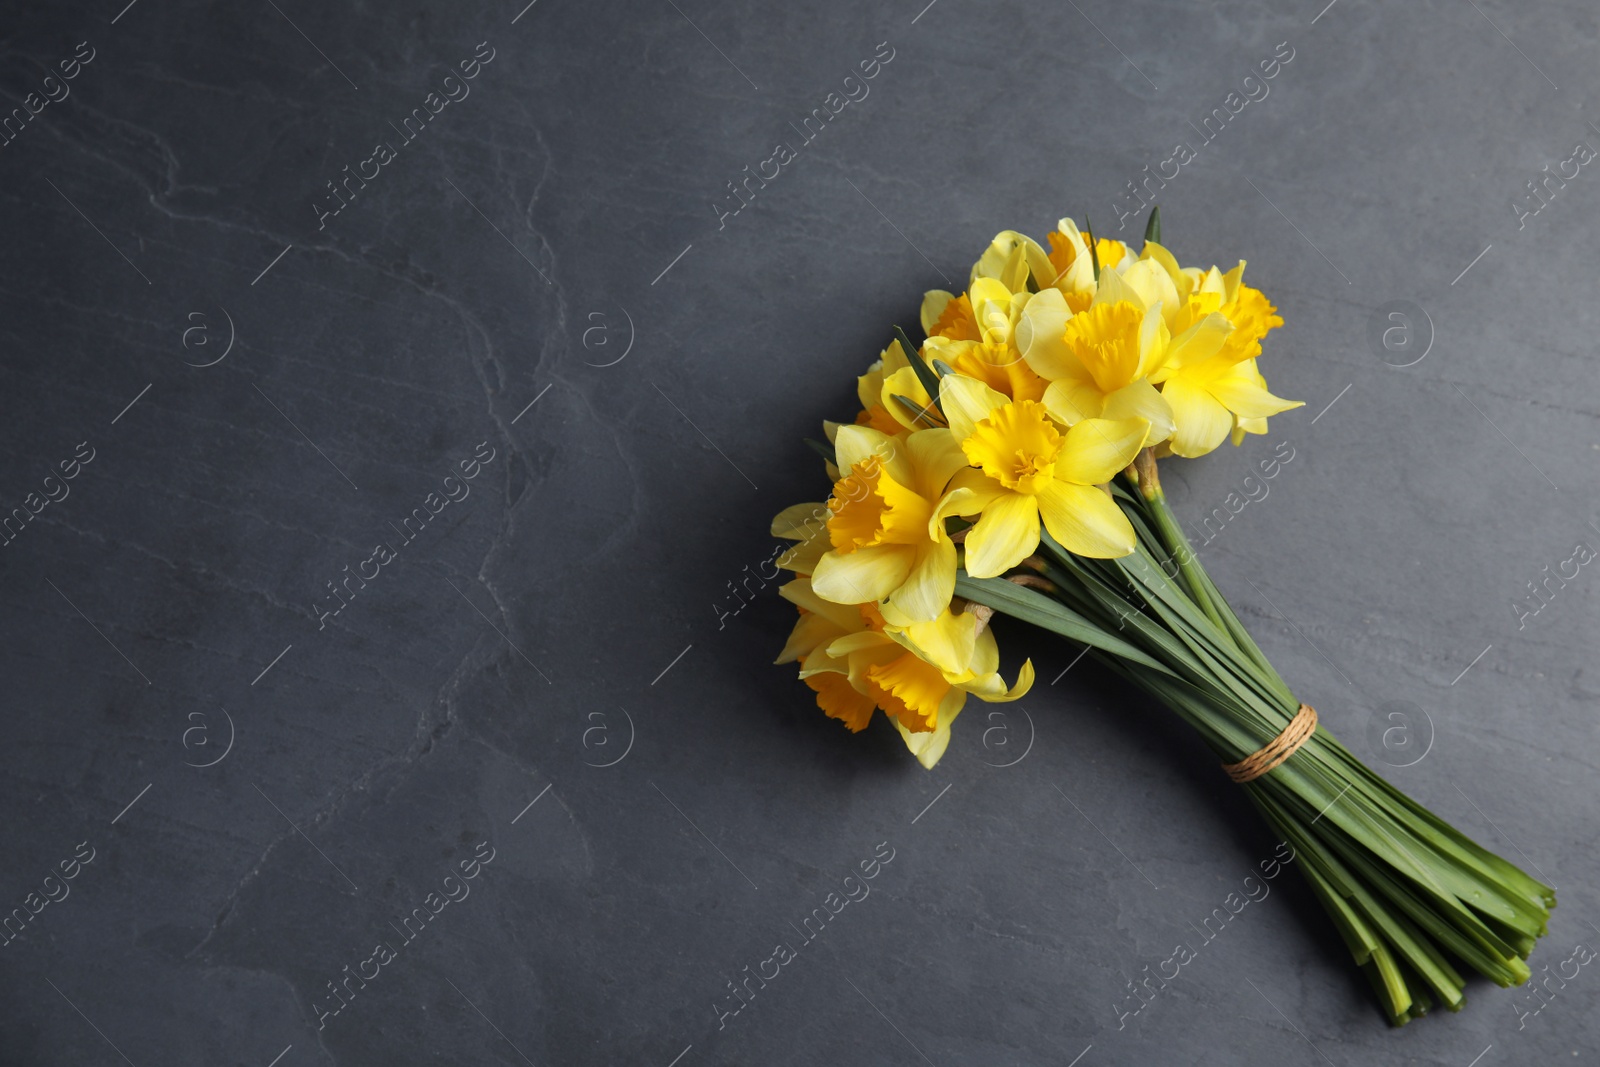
[770,208,1553,1025]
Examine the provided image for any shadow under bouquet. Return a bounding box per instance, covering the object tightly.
[769,210,1554,1024]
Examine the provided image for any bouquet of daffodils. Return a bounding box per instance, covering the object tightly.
[770,210,1554,1024]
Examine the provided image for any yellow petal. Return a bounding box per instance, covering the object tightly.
[946,467,1009,515]
[891,609,977,675]
[771,502,831,541]
[1101,380,1175,445]
[1159,312,1233,375]
[946,339,1047,405]
[894,717,954,769]
[1019,242,1057,291]
[1135,303,1170,380]
[1090,263,1145,311]
[812,544,914,604]
[1221,282,1282,348]
[835,638,904,692]
[826,457,933,553]
[1208,376,1304,419]
[961,399,1064,496]
[961,490,1040,578]
[834,423,913,487]
[926,295,981,342]
[1036,480,1137,558]
[804,671,877,732]
[855,358,885,411]
[972,230,1048,291]
[1196,265,1227,299]
[1007,658,1036,700]
[961,657,1035,703]
[1055,417,1150,485]
[1163,377,1235,458]
[1042,377,1106,425]
[939,373,1011,441]
[853,405,906,436]
[1121,259,1179,320]
[868,651,953,732]
[904,427,970,501]
[1140,240,1191,303]
[930,486,977,541]
[934,686,967,733]
[1016,287,1074,379]
[879,365,938,431]
[920,290,955,336]
[885,537,956,623]
[776,536,827,576]
[886,336,914,371]
[1221,260,1247,305]
[777,577,865,631]
[968,276,1015,318]
[797,640,853,678]
[776,612,849,665]
[970,623,1000,675]
[823,631,897,658]
[1096,238,1130,269]
[1234,415,1268,444]
[1063,301,1146,393]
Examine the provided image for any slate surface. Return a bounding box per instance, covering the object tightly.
[1,1,1596,1064]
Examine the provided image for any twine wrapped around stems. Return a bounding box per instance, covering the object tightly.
[1222,703,1318,784]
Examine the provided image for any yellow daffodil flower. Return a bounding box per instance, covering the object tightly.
[923,278,1048,404]
[940,374,1149,575]
[850,337,934,434]
[1160,350,1301,457]
[1017,287,1170,440]
[776,577,1033,768]
[1186,261,1283,352]
[919,227,1052,369]
[969,229,1054,291]
[1041,218,1135,306]
[1015,265,1231,447]
[809,424,972,621]
[1166,260,1281,357]
[1151,264,1298,457]
[1209,260,1286,361]
[774,577,881,732]
[775,213,1304,768]
[922,289,981,341]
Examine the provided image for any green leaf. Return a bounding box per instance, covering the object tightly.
[891,393,940,428]
[803,437,836,465]
[1084,216,1101,280]
[1143,204,1161,246]
[894,325,944,417]
[954,573,1169,673]
[936,456,1555,1023]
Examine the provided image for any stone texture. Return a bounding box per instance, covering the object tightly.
[0,0,1596,1064]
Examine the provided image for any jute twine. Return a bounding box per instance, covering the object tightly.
[1222,703,1318,784]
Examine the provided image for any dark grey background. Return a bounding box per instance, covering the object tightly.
[1,0,1595,1064]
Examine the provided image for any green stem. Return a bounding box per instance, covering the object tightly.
[1124,456,1282,687]
[951,470,1556,1025]
[1123,455,1228,635]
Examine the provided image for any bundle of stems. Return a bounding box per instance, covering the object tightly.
[956,450,1555,1024]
